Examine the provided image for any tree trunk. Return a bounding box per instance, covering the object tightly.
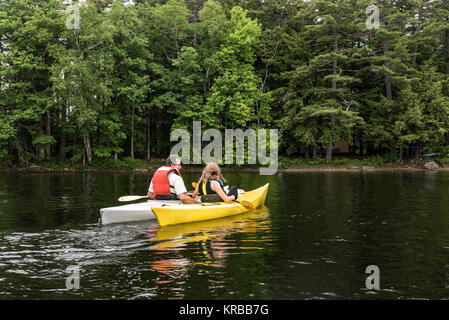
[59,105,66,160]
[305,147,310,160]
[446,28,449,75]
[367,144,373,156]
[83,132,92,164]
[38,118,45,160]
[45,112,51,158]
[399,146,403,161]
[328,29,337,164]
[130,106,134,158]
[332,29,338,92]
[146,111,151,160]
[313,146,317,158]
[384,44,393,100]
[326,144,333,162]
[415,143,420,160]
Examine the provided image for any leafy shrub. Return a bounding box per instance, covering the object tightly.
[121,157,141,169]
[435,146,449,157]
[436,157,449,164]
[382,152,397,163]
[32,135,56,148]
[362,155,384,167]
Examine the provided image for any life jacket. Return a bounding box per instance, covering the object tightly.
[198,178,225,196]
[152,166,183,199]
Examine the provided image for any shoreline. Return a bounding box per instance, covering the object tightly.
[1,164,447,174]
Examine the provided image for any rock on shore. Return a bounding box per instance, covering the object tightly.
[423,161,439,170]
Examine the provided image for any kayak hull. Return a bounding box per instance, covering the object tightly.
[99,200,181,225]
[152,183,269,226]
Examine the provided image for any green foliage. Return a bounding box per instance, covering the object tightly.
[278,153,397,169]
[1,0,449,169]
[32,135,57,148]
[91,157,142,170]
[433,146,449,164]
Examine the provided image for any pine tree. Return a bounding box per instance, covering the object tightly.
[280,0,364,161]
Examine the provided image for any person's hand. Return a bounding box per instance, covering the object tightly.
[229,195,235,201]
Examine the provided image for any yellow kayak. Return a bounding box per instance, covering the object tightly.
[152,183,269,226]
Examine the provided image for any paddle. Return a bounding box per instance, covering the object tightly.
[118,195,148,202]
[239,199,256,211]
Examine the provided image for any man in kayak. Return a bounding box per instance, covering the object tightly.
[147,155,200,204]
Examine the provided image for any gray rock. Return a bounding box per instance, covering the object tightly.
[423,161,439,170]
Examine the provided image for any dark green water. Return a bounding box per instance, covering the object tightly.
[1,171,449,299]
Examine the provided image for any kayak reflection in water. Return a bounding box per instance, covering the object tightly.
[191,162,239,203]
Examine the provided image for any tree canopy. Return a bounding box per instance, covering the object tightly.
[1,0,449,166]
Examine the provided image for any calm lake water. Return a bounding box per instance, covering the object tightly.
[1,171,449,299]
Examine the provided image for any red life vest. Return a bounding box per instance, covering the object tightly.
[151,166,183,199]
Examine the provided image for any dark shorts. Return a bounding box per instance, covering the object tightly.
[155,194,179,200]
[200,194,223,203]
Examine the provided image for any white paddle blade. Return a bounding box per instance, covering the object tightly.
[118,195,148,202]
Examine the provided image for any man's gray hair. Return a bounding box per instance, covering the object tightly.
[166,154,182,165]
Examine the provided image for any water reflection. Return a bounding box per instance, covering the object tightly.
[148,208,271,297]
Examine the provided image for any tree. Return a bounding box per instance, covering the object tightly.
[280,0,364,161]
[0,0,64,162]
[50,1,114,164]
[205,6,270,129]
[108,1,151,159]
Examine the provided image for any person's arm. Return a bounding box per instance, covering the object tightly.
[171,174,200,204]
[191,184,199,198]
[147,180,153,198]
[178,192,200,204]
[212,181,235,202]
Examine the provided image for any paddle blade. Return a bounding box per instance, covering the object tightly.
[239,199,256,211]
[118,195,148,202]
[192,182,198,189]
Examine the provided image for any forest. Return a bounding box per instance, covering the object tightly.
[1,0,449,168]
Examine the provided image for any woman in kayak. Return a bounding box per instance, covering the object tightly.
[192,162,238,203]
